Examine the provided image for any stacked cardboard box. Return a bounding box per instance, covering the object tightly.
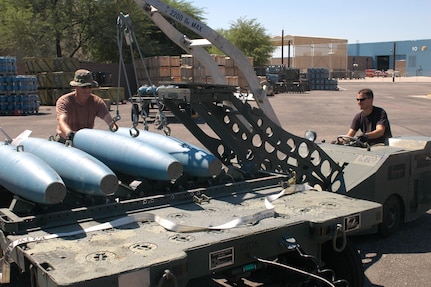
[92,87,125,106]
[180,54,253,88]
[136,56,181,85]
[136,55,254,89]
[24,57,79,105]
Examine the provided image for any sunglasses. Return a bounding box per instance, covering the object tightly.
[356,98,368,102]
[81,85,93,89]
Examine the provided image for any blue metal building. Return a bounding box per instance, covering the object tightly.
[348,39,431,77]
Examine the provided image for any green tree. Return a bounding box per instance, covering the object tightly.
[0,0,47,57]
[209,17,274,67]
[0,0,206,62]
[0,1,273,67]
[0,0,108,59]
[125,0,207,58]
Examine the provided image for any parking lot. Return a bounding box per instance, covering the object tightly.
[1,77,431,286]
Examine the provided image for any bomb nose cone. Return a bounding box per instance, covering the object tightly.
[100,174,119,195]
[167,161,183,180]
[44,182,67,204]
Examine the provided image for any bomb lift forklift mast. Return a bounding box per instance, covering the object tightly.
[134,0,344,191]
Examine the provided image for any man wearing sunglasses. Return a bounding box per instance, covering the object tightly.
[346,88,392,145]
[55,69,116,143]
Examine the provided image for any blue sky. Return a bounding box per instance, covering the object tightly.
[196,0,430,44]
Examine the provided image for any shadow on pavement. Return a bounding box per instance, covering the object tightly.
[351,212,431,286]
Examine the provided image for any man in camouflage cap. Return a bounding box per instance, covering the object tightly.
[55,69,117,142]
[68,69,99,88]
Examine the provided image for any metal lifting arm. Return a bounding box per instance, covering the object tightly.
[140,4,226,85]
[134,0,281,126]
[133,0,345,191]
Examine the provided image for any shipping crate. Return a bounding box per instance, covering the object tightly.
[180,65,193,79]
[51,88,72,104]
[37,88,72,106]
[37,72,74,89]
[54,58,79,72]
[225,76,239,86]
[149,66,171,77]
[211,54,226,66]
[37,89,51,105]
[23,57,55,73]
[170,56,181,67]
[238,76,249,89]
[181,54,194,66]
[225,57,235,67]
[92,87,125,104]
[171,76,182,83]
[150,56,171,67]
[170,67,181,77]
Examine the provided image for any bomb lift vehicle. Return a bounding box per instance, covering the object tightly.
[0,1,430,287]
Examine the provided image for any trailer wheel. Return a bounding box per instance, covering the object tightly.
[378,195,402,236]
[322,238,364,287]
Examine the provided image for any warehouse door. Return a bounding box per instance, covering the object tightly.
[376,55,390,71]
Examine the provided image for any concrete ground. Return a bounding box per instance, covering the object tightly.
[1,77,431,286]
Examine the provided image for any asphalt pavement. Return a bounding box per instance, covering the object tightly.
[1,77,431,286]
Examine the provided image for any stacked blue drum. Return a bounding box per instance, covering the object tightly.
[0,57,40,115]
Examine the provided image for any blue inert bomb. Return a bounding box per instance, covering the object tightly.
[73,129,184,181]
[0,144,66,204]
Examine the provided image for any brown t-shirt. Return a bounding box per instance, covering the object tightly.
[56,91,109,138]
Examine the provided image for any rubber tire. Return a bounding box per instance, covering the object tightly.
[378,195,402,237]
[321,238,364,287]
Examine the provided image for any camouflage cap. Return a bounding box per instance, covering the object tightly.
[69,69,98,87]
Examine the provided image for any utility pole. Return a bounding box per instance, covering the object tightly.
[281,29,284,66]
[392,42,396,82]
[288,40,291,68]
